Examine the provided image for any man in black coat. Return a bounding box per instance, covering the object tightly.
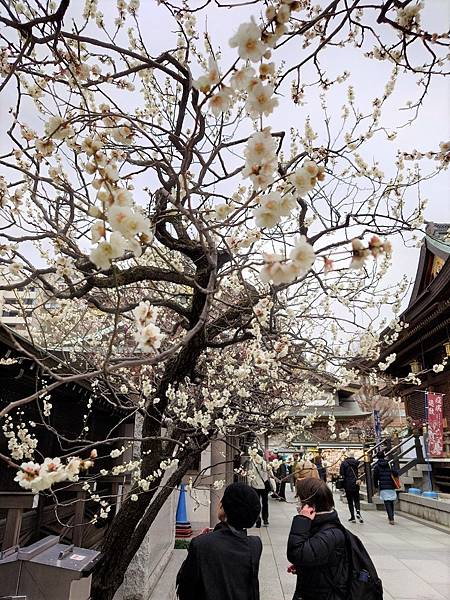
[340,451,364,523]
[287,479,348,600]
[176,482,262,600]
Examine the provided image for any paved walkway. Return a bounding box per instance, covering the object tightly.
[252,490,450,600]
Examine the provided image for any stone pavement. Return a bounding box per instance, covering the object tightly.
[252,490,450,600]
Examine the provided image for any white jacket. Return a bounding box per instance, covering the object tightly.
[247,457,269,489]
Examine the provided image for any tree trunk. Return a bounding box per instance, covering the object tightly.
[90,454,198,600]
[91,342,207,599]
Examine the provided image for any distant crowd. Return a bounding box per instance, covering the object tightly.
[176,448,399,600]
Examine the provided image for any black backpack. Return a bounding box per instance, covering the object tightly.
[323,523,383,600]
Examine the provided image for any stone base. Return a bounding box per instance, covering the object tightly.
[114,491,176,600]
[149,549,186,600]
[398,492,450,529]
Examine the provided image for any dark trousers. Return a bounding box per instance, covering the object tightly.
[255,488,269,525]
[346,489,361,518]
[278,480,287,500]
[384,500,395,521]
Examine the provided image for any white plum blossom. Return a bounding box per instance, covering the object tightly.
[134,299,164,353]
[350,239,369,270]
[277,192,297,216]
[134,301,157,325]
[289,237,315,274]
[246,82,278,118]
[193,56,221,93]
[91,220,106,243]
[396,2,423,29]
[209,87,233,117]
[0,176,9,207]
[35,138,55,156]
[44,115,74,140]
[243,128,278,190]
[253,191,285,228]
[214,203,233,220]
[107,205,152,240]
[230,66,256,91]
[14,456,86,493]
[229,19,266,63]
[260,253,298,285]
[89,231,128,270]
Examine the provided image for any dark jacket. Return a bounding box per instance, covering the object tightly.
[315,460,327,482]
[373,459,398,491]
[287,510,348,600]
[340,457,360,492]
[176,522,262,600]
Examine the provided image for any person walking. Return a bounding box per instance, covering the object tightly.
[314,455,327,482]
[295,453,320,482]
[340,450,364,523]
[373,451,399,525]
[276,455,291,501]
[176,482,262,600]
[291,453,300,490]
[287,478,349,600]
[247,449,270,526]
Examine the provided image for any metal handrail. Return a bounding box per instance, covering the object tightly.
[384,434,415,460]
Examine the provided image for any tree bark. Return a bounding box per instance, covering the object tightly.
[91,270,212,599]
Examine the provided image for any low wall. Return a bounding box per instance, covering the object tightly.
[398,492,450,528]
[114,490,176,600]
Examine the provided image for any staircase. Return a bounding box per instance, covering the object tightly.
[340,432,428,511]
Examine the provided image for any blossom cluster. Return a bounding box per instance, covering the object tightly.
[260,236,315,285]
[3,414,37,461]
[350,236,392,270]
[396,2,423,30]
[133,301,163,352]
[15,455,94,493]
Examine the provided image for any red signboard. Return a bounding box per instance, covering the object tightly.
[427,393,444,457]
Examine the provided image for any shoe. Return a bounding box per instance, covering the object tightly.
[348,518,356,523]
[255,520,261,528]
[389,519,395,525]
[263,522,269,527]
[356,512,364,523]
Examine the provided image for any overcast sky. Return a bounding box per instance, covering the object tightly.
[2,0,449,315]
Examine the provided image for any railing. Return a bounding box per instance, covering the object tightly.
[363,433,425,503]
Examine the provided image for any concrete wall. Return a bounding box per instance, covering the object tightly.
[114,489,176,600]
[398,492,450,528]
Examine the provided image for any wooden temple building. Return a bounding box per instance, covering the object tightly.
[0,324,135,550]
[377,222,450,493]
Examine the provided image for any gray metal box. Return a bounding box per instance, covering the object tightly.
[0,535,101,600]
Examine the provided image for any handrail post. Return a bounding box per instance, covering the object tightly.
[363,445,374,504]
[392,431,400,471]
[414,432,425,463]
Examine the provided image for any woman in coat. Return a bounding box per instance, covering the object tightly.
[339,450,363,523]
[373,451,399,524]
[287,478,348,600]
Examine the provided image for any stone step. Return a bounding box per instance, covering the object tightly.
[149,549,186,600]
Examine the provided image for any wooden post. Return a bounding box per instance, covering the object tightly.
[72,490,87,547]
[363,446,374,504]
[3,508,22,550]
[0,493,34,550]
[415,432,425,463]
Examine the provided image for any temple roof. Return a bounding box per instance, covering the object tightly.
[409,222,450,306]
[292,398,371,420]
[0,323,134,417]
[375,223,450,368]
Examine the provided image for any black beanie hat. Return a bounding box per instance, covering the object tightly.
[221,483,261,530]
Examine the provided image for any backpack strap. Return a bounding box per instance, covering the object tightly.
[247,535,262,600]
[317,523,350,599]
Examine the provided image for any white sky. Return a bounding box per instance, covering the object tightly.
[2,0,450,314]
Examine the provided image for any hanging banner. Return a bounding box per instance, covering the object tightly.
[427,393,444,457]
[373,410,382,444]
